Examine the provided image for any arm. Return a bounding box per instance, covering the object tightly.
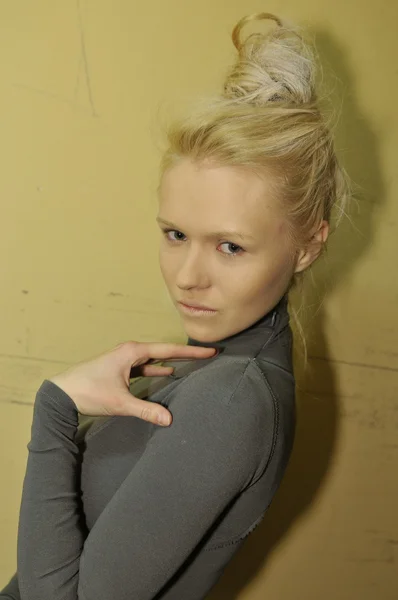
[17,367,269,600]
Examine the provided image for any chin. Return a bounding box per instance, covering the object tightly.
[183,326,221,343]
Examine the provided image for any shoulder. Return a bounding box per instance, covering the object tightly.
[153,357,293,491]
[169,356,270,406]
[162,357,277,449]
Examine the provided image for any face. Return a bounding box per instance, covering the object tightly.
[157,157,297,343]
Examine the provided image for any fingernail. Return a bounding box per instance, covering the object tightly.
[158,413,171,426]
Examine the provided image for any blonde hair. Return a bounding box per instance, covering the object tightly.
[158,12,353,368]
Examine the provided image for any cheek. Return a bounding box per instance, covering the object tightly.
[158,242,169,267]
[261,252,295,292]
[243,255,290,296]
[215,269,260,304]
[158,248,177,285]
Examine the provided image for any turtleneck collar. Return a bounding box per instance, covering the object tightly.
[186,293,289,351]
[165,293,290,380]
[129,293,291,397]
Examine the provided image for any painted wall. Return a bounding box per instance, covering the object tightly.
[0,1,396,598]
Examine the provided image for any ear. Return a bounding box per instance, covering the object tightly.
[294,220,329,274]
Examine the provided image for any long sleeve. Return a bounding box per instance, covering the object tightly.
[16,366,269,600]
[17,381,86,599]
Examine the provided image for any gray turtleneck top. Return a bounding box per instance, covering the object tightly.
[0,294,295,600]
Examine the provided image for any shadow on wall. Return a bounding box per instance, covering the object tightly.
[206,26,385,599]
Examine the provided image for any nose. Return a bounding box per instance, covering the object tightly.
[175,247,210,289]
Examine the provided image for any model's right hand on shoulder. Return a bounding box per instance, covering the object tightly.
[48,341,218,426]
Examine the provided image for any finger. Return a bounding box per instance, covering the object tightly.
[125,396,172,426]
[140,364,174,377]
[136,342,219,363]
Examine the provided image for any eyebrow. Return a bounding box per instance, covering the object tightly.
[156,217,256,243]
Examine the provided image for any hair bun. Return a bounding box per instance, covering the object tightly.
[224,12,317,105]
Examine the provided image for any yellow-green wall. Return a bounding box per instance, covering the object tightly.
[1,2,397,598]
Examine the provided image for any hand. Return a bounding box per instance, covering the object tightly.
[49,341,218,426]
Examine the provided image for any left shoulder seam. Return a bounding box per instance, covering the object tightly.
[227,358,253,406]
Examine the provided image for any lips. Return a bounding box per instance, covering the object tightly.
[179,301,215,311]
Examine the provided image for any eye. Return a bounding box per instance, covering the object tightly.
[163,229,186,243]
[219,242,243,257]
[160,228,244,258]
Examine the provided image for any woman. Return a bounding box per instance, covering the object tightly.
[1,11,351,600]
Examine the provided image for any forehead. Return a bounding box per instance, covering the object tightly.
[158,159,284,239]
